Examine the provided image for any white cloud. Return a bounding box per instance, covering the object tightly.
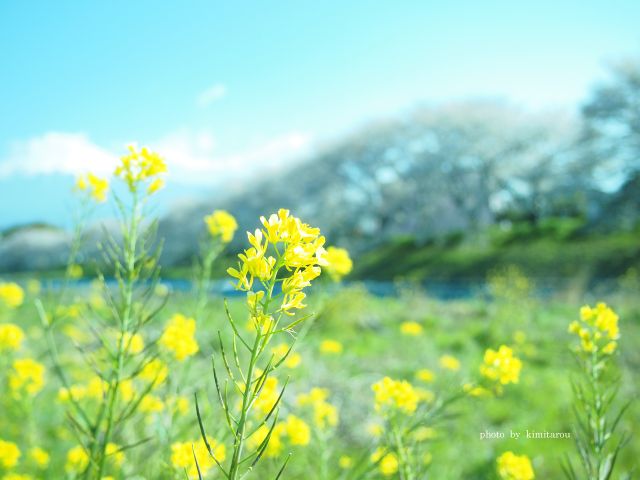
[196,84,227,107]
[0,132,118,178]
[0,129,312,185]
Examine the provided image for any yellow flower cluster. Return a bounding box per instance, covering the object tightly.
[204,210,238,243]
[319,339,343,355]
[114,144,167,194]
[159,313,199,361]
[0,440,20,468]
[480,345,522,385]
[65,446,89,474]
[29,447,49,469]
[58,375,111,403]
[252,377,280,416]
[372,377,420,415]
[170,437,226,477]
[76,173,109,203]
[0,282,24,309]
[246,414,311,458]
[324,246,353,281]
[297,387,339,430]
[371,448,399,476]
[439,354,460,371]
[139,358,168,386]
[9,358,45,396]
[227,209,327,316]
[0,323,25,351]
[496,451,535,480]
[568,302,619,354]
[416,368,435,383]
[119,332,144,355]
[400,321,423,336]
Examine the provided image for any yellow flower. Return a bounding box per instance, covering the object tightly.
[204,210,238,243]
[139,358,168,386]
[283,415,311,446]
[0,440,20,468]
[0,282,24,308]
[272,343,301,368]
[416,368,435,383]
[480,345,522,385]
[253,377,280,416]
[9,358,45,395]
[114,144,167,193]
[146,177,164,195]
[76,173,109,202]
[67,263,84,279]
[297,388,339,429]
[0,323,25,351]
[173,395,189,415]
[570,303,620,354]
[400,321,423,336]
[58,384,87,402]
[247,424,284,458]
[119,332,144,355]
[159,313,199,361]
[65,446,89,473]
[496,451,535,480]
[119,379,135,402]
[319,339,343,355]
[439,354,461,371]
[106,443,124,466]
[29,447,49,468]
[3,473,32,480]
[372,377,420,414]
[139,395,164,414]
[170,437,225,477]
[367,423,384,437]
[463,383,491,397]
[85,376,109,400]
[324,246,353,281]
[371,449,398,476]
[339,455,353,469]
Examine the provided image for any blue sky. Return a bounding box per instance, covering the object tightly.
[1,1,639,228]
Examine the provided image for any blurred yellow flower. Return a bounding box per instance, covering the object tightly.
[76,173,109,202]
[9,358,45,395]
[119,331,144,355]
[253,377,280,416]
[372,376,419,414]
[29,447,49,469]
[139,395,164,414]
[283,414,311,446]
[496,451,534,480]
[159,313,199,361]
[480,345,522,385]
[324,246,353,281]
[204,210,238,243]
[0,323,25,351]
[439,354,461,371]
[3,473,32,480]
[570,303,620,355]
[371,448,398,476]
[146,177,165,195]
[171,437,225,477]
[339,455,353,469]
[400,321,423,336]
[0,439,20,468]
[319,339,343,355]
[0,282,24,308]
[247,424,284,458]
[139,358,168,386]
[67,264,84,279]
[416,368,435,383]
[65,446,89,473]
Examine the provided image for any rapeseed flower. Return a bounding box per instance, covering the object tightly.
[204,210,238,243]
[283,415,311,446]
[400,321,423,336]
[0,323,25,351]
[324,246,353,281]
[9,358,45,395]
[415,368,435,383]
[272,343,301,368]
[371,448,399,476]
[496,451,534,480]
[247,424,284,458]
[0,440,20,468]
[439,354,461,371]
[480,345,522,385]
[115,144,167,193]
[569,302,620,354]
[159,313,199,361]
[319,339,343,354]
[139,358,168,386]
[65,446,89,473]
[29,447,49,468]
[119,331,144,355]
[372,377,420,414]
[0,282,24,308]
[76,173,109,202]
[171,438,225,477]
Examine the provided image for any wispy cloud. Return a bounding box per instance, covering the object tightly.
[0,132,118,178]
[0,129,312,185]
[196,84,227,108]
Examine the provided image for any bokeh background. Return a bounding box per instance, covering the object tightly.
[1,2,639,479]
